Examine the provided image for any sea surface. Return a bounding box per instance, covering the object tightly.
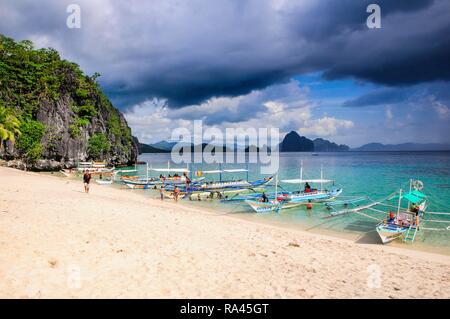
[134,152,450,253]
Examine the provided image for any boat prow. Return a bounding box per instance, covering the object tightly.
[96,179,113,185]
[376,223,408,244]
[244,199,282,213]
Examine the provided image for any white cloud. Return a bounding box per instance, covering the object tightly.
[299,117,354,137]
[432,100,450,119]
[124,79,345,143]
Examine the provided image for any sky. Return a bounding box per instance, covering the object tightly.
[1,0,449,147]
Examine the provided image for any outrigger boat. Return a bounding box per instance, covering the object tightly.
[122,162,205,189]
[165,168,273,200]
[325,180,450,244]
[76,161,115,174]
[245,162,342,213]
[95,179,114,185]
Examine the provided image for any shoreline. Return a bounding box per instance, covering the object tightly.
[133,185,450,257]
[1,166,449,298]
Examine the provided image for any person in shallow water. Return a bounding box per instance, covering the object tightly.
[173,186,180,202]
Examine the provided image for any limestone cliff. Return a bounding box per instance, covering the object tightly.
[0,35,138,170]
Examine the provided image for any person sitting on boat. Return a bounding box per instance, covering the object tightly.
[388,211,396,223]
[261,192,269,203]
[410,204,419,213]
[304,182,311,193]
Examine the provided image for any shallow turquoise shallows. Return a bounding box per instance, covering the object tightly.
[136,152,450,251]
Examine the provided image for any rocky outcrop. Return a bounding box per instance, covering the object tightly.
[280,131,314,152]
[0,88,138,169]
[313,138,349,152]
[0,35,138,170]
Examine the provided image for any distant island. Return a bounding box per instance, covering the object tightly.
[138,132,450,154]
[352,143,450,152]
[138,131,350,154]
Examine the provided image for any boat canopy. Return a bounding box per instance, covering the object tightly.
[411,190,426,199]
[281,179,333,184]
[223,169,248,173]
[195,169,248,174]
[150,168,189,173]
[403,193,424,204]
[199,170,223,174]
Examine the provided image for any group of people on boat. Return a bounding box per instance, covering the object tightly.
[386,204,421,229]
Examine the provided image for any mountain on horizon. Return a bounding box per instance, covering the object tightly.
[279,131,314,152]
[150,140,178,151]
[144,132,349,153]
[313,138,350,152]
[353,142,450,151]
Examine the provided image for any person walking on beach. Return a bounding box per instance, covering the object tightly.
[159,186,165,201]
[173,186,180,202]
[83,170,92,193]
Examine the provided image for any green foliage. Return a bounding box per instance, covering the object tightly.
[0,103,21,146]
[76,103,97,120]
[69,124,81,138]
[0,35,67,115]
[75,88,89,99]
[87,133,111,160]
[15,120,44,162]
[76,118,90,127]
[108,111,122,139]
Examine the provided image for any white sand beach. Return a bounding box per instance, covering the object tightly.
[0,166,449,298]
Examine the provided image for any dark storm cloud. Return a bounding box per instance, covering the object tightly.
[343,88,411,107]
[0,0,449,109]
[343,82,450,107]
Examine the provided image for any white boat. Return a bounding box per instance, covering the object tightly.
[245,162,342,213]
[375,188,427,244]
[95,179,114,185]
[122,162,204,189]
[326,180,450,245]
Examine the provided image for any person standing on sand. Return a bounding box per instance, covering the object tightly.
[160,186,165,201]
[173,186,180,202]
[83,170,92,193]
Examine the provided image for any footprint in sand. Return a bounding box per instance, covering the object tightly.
[48,259,58,268]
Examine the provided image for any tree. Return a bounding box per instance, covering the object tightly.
[0,104,21,149]
[15,120,44,163]
[87,133,111,160]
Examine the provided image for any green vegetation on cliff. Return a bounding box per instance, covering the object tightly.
[0,34,137,166]
[87,133,111,160]
[0,102,21,146]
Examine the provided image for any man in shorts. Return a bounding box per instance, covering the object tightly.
[83,170,92,193]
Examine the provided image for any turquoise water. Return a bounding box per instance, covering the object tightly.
[135,152,450,252]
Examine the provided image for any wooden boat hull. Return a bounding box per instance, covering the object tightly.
[245,200,283,213]
[287,188,343,203]
[123,177,206,189]
[376,224,408,244]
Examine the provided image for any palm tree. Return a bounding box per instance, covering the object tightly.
[0,105,21,149]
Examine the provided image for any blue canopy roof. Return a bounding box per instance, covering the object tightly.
[403,193,423,204]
